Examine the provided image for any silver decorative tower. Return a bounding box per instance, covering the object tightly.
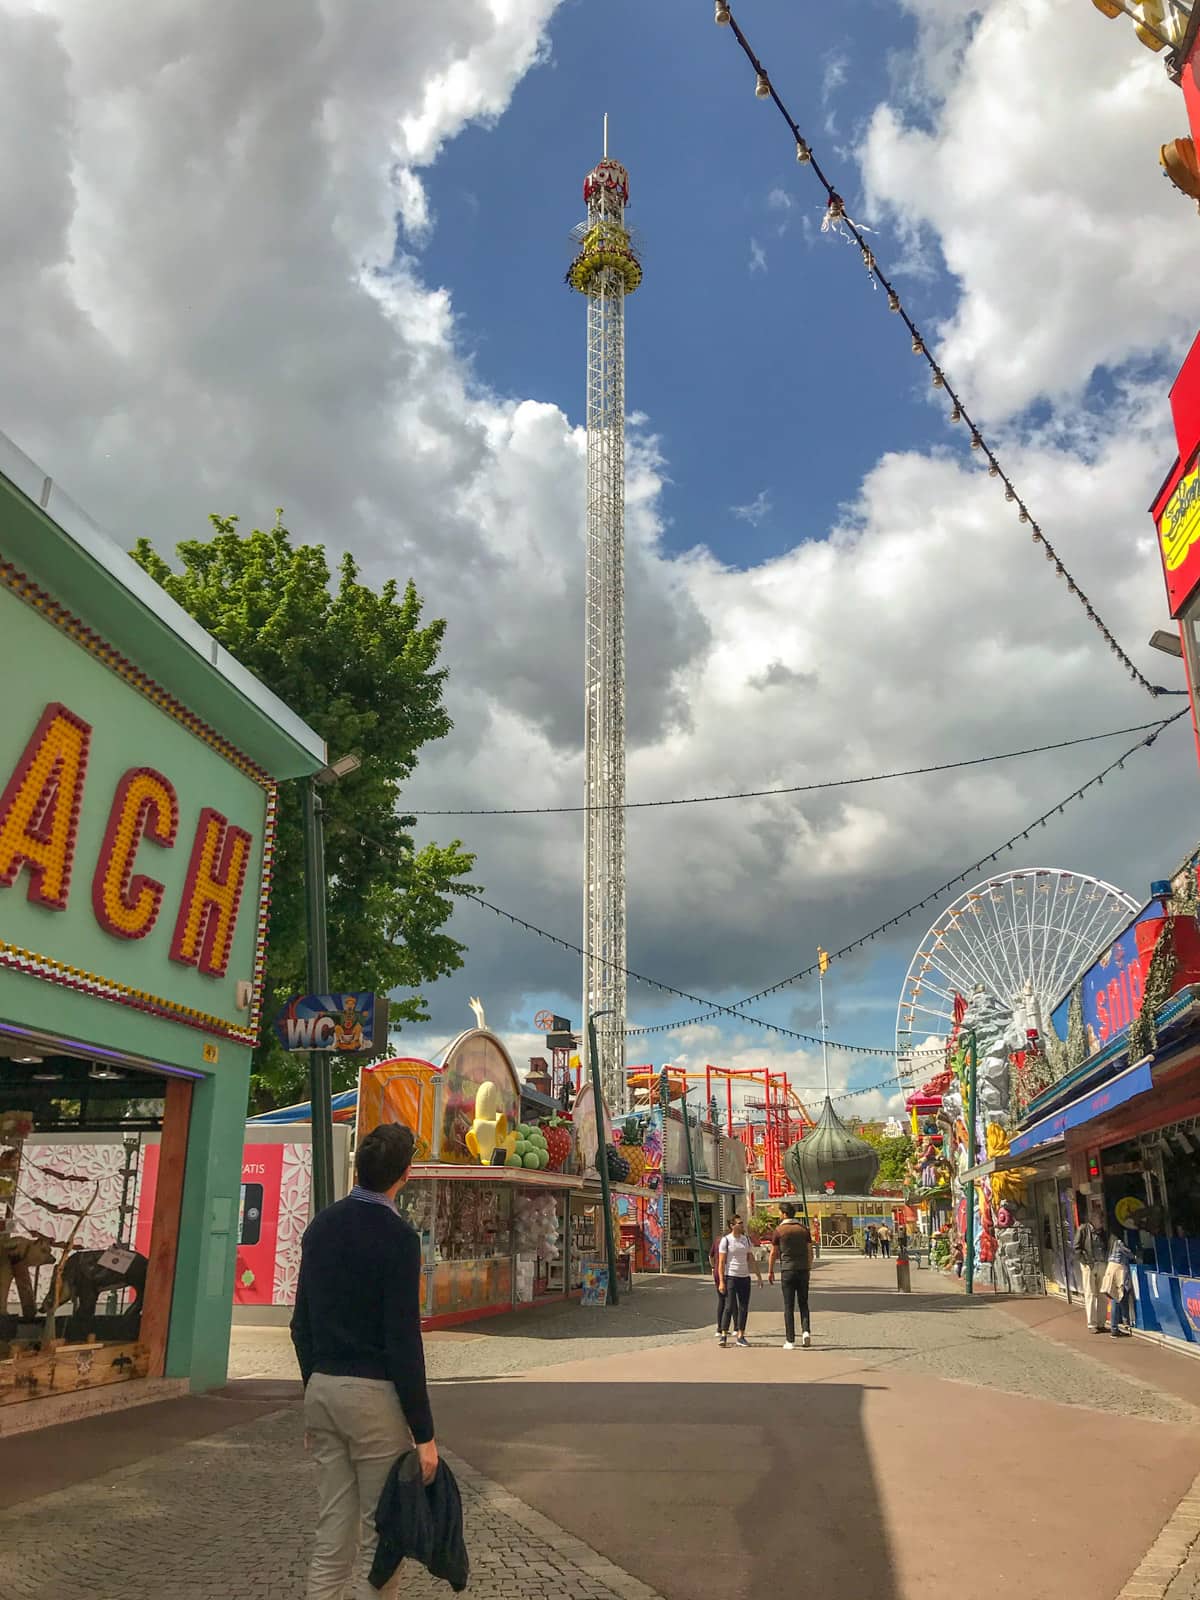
[567,122,642,1113]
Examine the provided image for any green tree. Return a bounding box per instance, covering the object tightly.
[132,515,475,1110]
[855,1124,915,1188]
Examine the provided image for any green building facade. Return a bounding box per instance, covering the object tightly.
[0,430,323,1408]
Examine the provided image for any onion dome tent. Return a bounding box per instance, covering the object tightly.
[783,1096,880,1196]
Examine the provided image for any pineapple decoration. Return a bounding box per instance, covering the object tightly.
[618,1117,648,1186]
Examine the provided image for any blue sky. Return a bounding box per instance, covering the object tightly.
[414,0,952,569]
[9,0,1196,1115]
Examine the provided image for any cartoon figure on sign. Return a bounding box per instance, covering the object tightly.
[464,1080,509,1166]
[334,995,365,1051]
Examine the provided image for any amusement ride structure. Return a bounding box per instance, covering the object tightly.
[568,120,642,1113]
[895,868,1138,1073]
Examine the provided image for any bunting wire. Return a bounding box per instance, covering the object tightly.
[402,717,1170,815]
[713,3,1166,699]
[627,705,1188,1036]
[456,885,946,1063]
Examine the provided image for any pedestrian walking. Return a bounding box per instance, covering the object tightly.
[1102,1234,1137,1338]
[952,1237,964,1277]
[768,1202,815,1350]
[709,1218,738,1339]
[863,1225,876,1258]
[717,1214,763,1347]
[878,1223,892,1259]
[292,1123,438,1600]
[1072,1202,1109,1333]
[896,1226,909,1258]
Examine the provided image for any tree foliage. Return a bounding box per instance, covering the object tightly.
[855,1124,915,1187]
[132,515,475,1111]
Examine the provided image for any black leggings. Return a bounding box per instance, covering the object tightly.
[719,1276,751,1334]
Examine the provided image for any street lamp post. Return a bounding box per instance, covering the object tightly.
[587,1008,620,1306]
[964,1029,978,1297]
[303,753,361,1216]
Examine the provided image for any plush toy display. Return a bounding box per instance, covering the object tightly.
[513,1192,561,1262]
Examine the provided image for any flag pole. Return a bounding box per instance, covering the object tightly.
[818,949,831,1098]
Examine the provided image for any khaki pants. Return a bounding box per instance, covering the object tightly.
[1080,1262,1105,1330]
[305,1372,410,1600]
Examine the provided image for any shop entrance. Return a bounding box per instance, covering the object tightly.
[1,1038,189,1407]
[1034,1177,1075,1299]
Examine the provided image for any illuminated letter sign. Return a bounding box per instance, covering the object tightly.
[170,806,252,977]
[1157,458,1200,616]
[0,702,91,911]
[92,767,179,940]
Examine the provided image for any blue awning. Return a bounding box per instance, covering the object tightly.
[248,1087,358,1124]
[1010,1059,1155,1156]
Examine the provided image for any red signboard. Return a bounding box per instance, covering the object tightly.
[1153,449,1200,617]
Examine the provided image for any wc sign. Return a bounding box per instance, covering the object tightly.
[273,991,384,1053]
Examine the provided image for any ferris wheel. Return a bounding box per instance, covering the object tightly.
[895,868,1139,1071]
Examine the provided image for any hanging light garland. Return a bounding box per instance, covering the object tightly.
[714,3,1163,698]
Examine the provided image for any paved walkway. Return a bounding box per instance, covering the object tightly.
[2,1255,1200,1598]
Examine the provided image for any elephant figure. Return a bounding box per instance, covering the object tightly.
[0,1234,56,1321]
[41,1248,148,1339]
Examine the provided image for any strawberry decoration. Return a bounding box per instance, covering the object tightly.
[539,1116,575,1172]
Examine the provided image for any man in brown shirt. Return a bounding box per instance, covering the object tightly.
[768,1202,815,1349]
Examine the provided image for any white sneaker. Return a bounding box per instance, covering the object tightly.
[801,1331,811,1347]
[782,1341,795,1351]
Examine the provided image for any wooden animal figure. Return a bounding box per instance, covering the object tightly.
[42,1248,148,1336]
[0,1235,56,1321]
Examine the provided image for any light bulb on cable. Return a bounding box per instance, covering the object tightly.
[755,71,771,97]
[715,0,731,20]
[911,335,924,355]
[795,138,811,163]
[932,370,944,389]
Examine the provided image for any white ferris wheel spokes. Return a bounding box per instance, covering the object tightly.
[895,868,1138,1068]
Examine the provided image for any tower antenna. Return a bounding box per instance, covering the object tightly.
[567,137,642,1113]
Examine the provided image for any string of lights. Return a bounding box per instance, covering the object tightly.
[403,718,1168,815]
[627,704,1189,1037]
[711,1,1165,699]
[455,884,947,1061]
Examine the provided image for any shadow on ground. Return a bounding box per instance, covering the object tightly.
[433,1379,898,1600]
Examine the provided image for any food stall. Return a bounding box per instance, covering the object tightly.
[356,1027,583,1327]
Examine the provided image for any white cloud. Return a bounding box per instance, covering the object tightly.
[0,0,1196,1079]
[860,0,1198,418]
[749,236,768,273]
[730,489,772,526]
[767,186,793,212]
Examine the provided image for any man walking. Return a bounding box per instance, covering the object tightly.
[878,1222,892,1259]
[1072,1201,1109,1334]
[768,1202,815,1350]
[292,1123,438,1599]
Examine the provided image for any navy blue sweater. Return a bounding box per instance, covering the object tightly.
[290,1196,434,1444]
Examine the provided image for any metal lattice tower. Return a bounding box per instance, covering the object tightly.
[567,126,642,1114]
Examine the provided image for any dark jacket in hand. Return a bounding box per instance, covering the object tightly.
[369,1451,469,1593]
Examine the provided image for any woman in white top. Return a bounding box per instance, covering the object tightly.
[717,1215,764,1348]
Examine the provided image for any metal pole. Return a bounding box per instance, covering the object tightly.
[964,1029,977,1297]
[587,1010,620,1305]
[681,1086,707,1274]
[818,970,831,1097]
[303,781,335,1215]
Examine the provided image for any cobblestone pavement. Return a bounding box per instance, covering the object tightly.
[233,1263,1199,1424]
[6,1259,1200,1598]
[0,1406,664,1600]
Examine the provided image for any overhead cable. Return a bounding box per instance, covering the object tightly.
[712,2,1165,698]
[404,718,1169,815]
[627,706,1188,1037]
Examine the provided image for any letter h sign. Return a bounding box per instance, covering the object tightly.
[170,807,252,978]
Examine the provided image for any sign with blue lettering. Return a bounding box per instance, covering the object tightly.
[273,991,384,1052]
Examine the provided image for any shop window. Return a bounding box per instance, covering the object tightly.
[1,1051,179,1407]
